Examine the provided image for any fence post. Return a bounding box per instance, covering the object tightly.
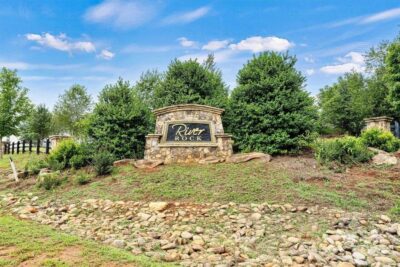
[36,139,40,154]
[16,141,20,154]
[22,140,26,153]
[29,140,32,153]
[45,139,50,154]
[7,143,10,154]
[11,142,15,154]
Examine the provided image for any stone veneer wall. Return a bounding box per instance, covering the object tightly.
[364,116,393,132]
[144,104,233,164]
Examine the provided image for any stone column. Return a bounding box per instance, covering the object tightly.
[144,134,162,160]
[364,116,393,131]
[49,135,72,150]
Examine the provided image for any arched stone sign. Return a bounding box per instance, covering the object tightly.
[144,104,233,164]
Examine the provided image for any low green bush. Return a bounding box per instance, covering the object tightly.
[93,151,114,176]
[360,128,400,153]
[70,154,88,169]
[48,140,93,171]
[74,173,91,185]
[37,173,63,190]
[24,159,48,175]
[314,136,374,167]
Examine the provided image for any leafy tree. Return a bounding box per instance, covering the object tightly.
[227,52,318,155]
[89,78,152,159]
[0,68,32,157]
[20,104,52,140]
[53,84,92,137]
[318,72,370,135]
[384,42,400,119]
[134,69,163,110]
[153,57,228,108]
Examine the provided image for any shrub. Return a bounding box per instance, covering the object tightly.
[70,154,88,169]
[227,52,318,155]
[25,159,48,175]
[314,136,374,167]
[48,139,80,169]
[360,127,400,152]
[37,173,62,190]
[93,151,114,176]
[74,173,91,185]
[48,139,93,170]
[89,79,152,159]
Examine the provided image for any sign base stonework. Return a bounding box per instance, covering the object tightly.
[144,104,233,164]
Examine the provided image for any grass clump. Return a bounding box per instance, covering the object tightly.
[74,173,91,185]
[314,136,374,168]
[390,200,400,215]
[24,158,48,175]
[37,173,64,190]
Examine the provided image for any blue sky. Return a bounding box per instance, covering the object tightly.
[1,0,400,107]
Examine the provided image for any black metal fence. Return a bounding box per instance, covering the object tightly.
[3,139,51,155]
[391,121,400,138]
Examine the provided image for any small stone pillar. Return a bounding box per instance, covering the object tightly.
[49,135,72,150]
[364,116,393,131]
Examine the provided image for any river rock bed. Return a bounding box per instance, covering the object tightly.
[1,194,399,266]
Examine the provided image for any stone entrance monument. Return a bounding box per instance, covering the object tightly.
[144,104,233,164]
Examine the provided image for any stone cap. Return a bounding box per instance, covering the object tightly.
[364,116,393,123]
[153,104,224,116]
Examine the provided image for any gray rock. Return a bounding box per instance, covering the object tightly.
[112,239,126,248]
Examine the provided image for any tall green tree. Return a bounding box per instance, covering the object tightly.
[384,42,400,119]
[20,104,52,140]
[153,57,228,108]
[89,78,152,159]
[134,70,163,110]
[227,52,318,155]
[53,84,92,137]
[0,68,32,157]
[318,72,370,135]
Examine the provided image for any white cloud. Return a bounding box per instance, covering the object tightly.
[0,61,29,70]
[305,69,315,76]
[25,33,95,53]
[229,36,293,53]
[162,6,210,25]
[179,49,237,64]
[85,0,158,29]
[202,40,230,51]
[320,51,365,74]
[178,37,197,48]
[98,49,115,60]
[304,56,315,63]
[360,7,400,24]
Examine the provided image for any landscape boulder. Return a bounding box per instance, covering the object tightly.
[369,148,398,165]
[225,152,271,163]
[149,201,170,212]
[113,159,135,167]
[133,159,164,169]
[198,156,224,164]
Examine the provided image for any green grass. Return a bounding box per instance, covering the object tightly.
[0,215,174,267]
[1,154,399,213]
[0,153,46,171]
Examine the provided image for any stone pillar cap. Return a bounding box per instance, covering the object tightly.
[153,104,224,116]
[364,116,393,122]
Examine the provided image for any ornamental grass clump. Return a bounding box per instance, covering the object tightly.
[314,136,374,168]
